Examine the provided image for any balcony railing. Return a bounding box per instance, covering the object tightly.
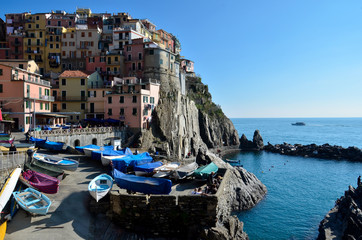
[77,45,89,49]
[55,96,87,101]
[39,95,55,101]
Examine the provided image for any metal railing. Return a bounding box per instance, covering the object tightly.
[33,126,122,138]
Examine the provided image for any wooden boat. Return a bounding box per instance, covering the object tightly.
[153,162,181,178]
[19,170,60,194]
[134,161,163,176]
[0,168,22,213]
[172,162,199,180]
[24,160,64,180]
[12,188,51,215]
[33,153,79,171]
[113,168,172,195]
[88,174,113,202]
[193,162,219,180]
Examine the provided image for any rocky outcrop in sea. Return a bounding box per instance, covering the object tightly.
[263,142,362,162]
[239,130,264,150]
[317,183,362,239]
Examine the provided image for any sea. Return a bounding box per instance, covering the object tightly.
[226,118,362,240]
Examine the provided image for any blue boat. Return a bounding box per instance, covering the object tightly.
[12,188,51,215]
[134,161,163,176]
[29,137,47,148]
[112,168,172,195]
[33,153,79,171]
[91,147,132,162]
[88,174,113,202]
[112,152,153,172]
[43,140,65,151]
[75,144,100,154]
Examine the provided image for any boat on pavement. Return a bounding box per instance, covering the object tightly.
[193,162,219,180]
[33,153,79,171]
[19,170,60,194]
[24,160,64,180]
[134,161,163,176]
[100,147,133,166]
[12,188,51,215]
[172,162,199,180]
[0,168,22,213]
[153,162,181,178]
[88,174,113,202]
[111,152,153,172]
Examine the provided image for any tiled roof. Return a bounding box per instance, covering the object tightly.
[59,70,89,78]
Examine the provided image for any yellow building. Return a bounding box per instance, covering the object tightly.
[23,13,50,75]
[58,70,90,122]
[106,53,124,76]
[45,26,66,73]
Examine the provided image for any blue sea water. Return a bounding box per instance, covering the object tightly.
[227,118,362,240]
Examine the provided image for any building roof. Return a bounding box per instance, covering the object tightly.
[59,70,89,78]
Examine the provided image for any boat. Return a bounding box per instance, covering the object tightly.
[75,144,100,155]
[0,135,14,144]
[43,140,65,151]
[193,162,219,180]
[0,221,6,240]
[134,161,163,176]
[0,168,22,213]
[112,168,172,195]
[88,174,113,202]
[153,162,181,178]
[100,147,133,166]
[19,170,60,194]
[33,153,79,171]
[12,188,51,215]
[24,160,64,180]
[0,143,36,153]
[172,162,199,180]
[291,122,306,126]
[111,152,153,172]
[225,159,239,163]
[92,147,132,162]
[29,137,47,148]
[82,145,103,157]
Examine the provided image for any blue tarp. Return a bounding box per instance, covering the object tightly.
[43,140,65,151]
[91,147,132,161]
[193,162,218,179]
[75,144,100,153]
[134,161,163,173]
[112,168,172,195]
[30,137,47,148]
[112,152,153,172]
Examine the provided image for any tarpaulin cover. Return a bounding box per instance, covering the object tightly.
[91,147,132,161]
[112,152,153,172]
[193,162,219,179]
[134,161,163,173]
[112,168,172,195]
[75,144,100,153]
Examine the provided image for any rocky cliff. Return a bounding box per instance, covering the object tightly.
[139,74,239,160]
[317,183,362,239]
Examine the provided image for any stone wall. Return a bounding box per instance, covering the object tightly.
[108,169,228,238]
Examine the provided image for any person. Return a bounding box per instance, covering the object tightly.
[134,149,139,155]
[207,171,215,185]
[25,131,31,142]
[358,176,361,187]
[9,143,17,153]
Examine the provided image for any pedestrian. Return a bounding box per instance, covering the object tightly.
[9,142,17,153]
[25,131,31,142]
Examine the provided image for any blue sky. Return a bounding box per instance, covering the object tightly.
[2,0,362,118]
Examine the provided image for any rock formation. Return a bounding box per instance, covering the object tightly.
[263,142,362,162]
[317,183,362,239]
[239,130,264,150]
[138,74,239,160]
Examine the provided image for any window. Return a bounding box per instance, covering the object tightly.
[39,87,42,98]
[40,32,43,38]
[0,84,3,93]
[138,53,142,60]
[45,103,49,110]
[71,34,74,38]
[36,16,39,20]
[93,91,96,97]
[108,97,112,104]
[143,108,148,116]
[50,44,53,49]
[108,109,112,115]
[19,64,24,69]
[81,32,85,37]
[36,24,39,29]
[81,103,85,110]
[40,102,43,110]
[127,46,132,51]
[88,32,92,37]
[62,79,66,85]
[138,62,142,70]
[149,49,154,55]
[132,63,136,71]
[56,44,59,49]
[26,100,29,109]
[63,34,66,39]
[132,96,137,103]
[0,69,2,75]
[150,97,155,104]
[81,79,85,85]
[128,55,131,61]
[115,57,118,62]
[28,24,31,29]
[132,108,137,116]
[119,96,124,103]
[120,108,124,115]
[62,51,66,57]
[143,96,148,103]
[62,103,66,109]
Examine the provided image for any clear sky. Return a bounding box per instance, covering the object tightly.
[1,0,362,118]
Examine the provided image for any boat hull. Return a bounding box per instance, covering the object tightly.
[33,153,79,172]
[12,188,51,215]
[25,160,64,180]
[0,168,22,213]
[19,170,60,194]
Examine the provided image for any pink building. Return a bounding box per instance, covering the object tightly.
[104,77,160,129]
[180,58,194,74]
[86,55,106,73]
[0,63,56,131]
[47,11,75,28]
[124,38,144,78]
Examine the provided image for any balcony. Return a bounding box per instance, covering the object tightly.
[39,95,55,101]
[11,42,21,46]
[77,45,89,49]
[56,96,87,101]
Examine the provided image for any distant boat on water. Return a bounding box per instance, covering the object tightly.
[291,122,306,126]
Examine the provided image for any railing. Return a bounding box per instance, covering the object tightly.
[33,126,122,138]
[24,78,51,87]
[77,45,89,49]
[55,96,87,101]
[39,95,55,101]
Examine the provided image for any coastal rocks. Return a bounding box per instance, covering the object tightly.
[239,130,264,150]
[203,216,249,240]
[317,184,362,239]
[263,142,362,162]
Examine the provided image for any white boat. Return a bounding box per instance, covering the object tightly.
[153,162,180,178]
[88,174,113,202]
[172,162,199,179]
[0,168,22,213]
[84,147,98,158]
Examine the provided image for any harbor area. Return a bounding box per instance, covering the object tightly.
[4,148,228,239]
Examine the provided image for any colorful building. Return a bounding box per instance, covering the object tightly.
[104,77,160,129]
[0,63,54,131]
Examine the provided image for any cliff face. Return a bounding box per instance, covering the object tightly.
[317,184,362,239]
[139,73,239,160]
